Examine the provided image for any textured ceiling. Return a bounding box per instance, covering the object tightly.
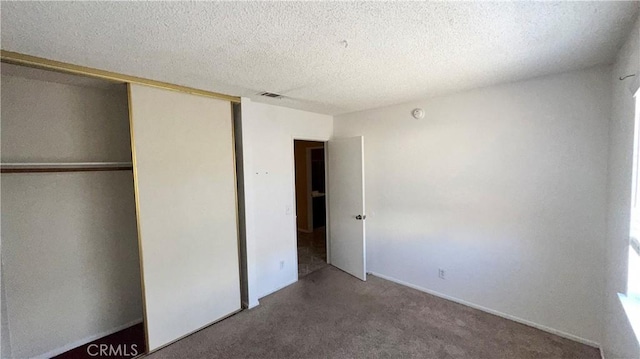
[1,1,638,115]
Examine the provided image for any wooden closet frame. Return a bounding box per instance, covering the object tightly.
[1,51,240,102]
[1,51,244,356]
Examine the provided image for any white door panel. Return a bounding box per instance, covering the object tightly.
[328,136,366,281]
[128,84,240,351]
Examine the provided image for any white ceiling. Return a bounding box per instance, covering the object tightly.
[1,1,638,115]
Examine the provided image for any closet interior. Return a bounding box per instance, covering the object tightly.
[1,63,145,358]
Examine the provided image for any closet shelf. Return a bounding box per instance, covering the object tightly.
[1,162,133,173]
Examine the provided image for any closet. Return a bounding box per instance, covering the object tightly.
[1,53,242,358]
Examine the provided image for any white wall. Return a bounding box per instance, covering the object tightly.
[0,74,143,358]
[334,66,612,345]
[603,15,640,359]
[1,269,10,359]
[240,99,333,305]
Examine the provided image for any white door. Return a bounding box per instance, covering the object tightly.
[328,136,366,281]
[128,84,241,351]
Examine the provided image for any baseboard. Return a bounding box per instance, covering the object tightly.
[258,278,298,300]
[36,318,143,358]
[242,299,260,310]
[368,271,601,349]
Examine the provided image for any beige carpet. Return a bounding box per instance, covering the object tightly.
[147,266,600,359]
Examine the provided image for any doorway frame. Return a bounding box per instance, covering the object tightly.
[291,137,331,281]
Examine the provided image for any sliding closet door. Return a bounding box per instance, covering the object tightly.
[128,84,240,351]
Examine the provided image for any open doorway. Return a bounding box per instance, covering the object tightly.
[294,140,328,278]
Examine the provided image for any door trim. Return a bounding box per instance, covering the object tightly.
[291,138,331,281]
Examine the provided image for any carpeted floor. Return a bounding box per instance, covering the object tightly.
[146,266,600,359]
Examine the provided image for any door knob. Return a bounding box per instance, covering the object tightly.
[355,215,366,220]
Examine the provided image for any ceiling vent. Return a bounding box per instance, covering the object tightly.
[259,92,283,99]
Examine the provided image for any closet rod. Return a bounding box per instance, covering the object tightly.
[1,162,133,173]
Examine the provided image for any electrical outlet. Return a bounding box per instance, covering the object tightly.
[280,261,285,270]
[438,268,446,279]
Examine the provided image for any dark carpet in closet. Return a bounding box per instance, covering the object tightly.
[53,323,145,359]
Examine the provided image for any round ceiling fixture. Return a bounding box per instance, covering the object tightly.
[412,108,425,119]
